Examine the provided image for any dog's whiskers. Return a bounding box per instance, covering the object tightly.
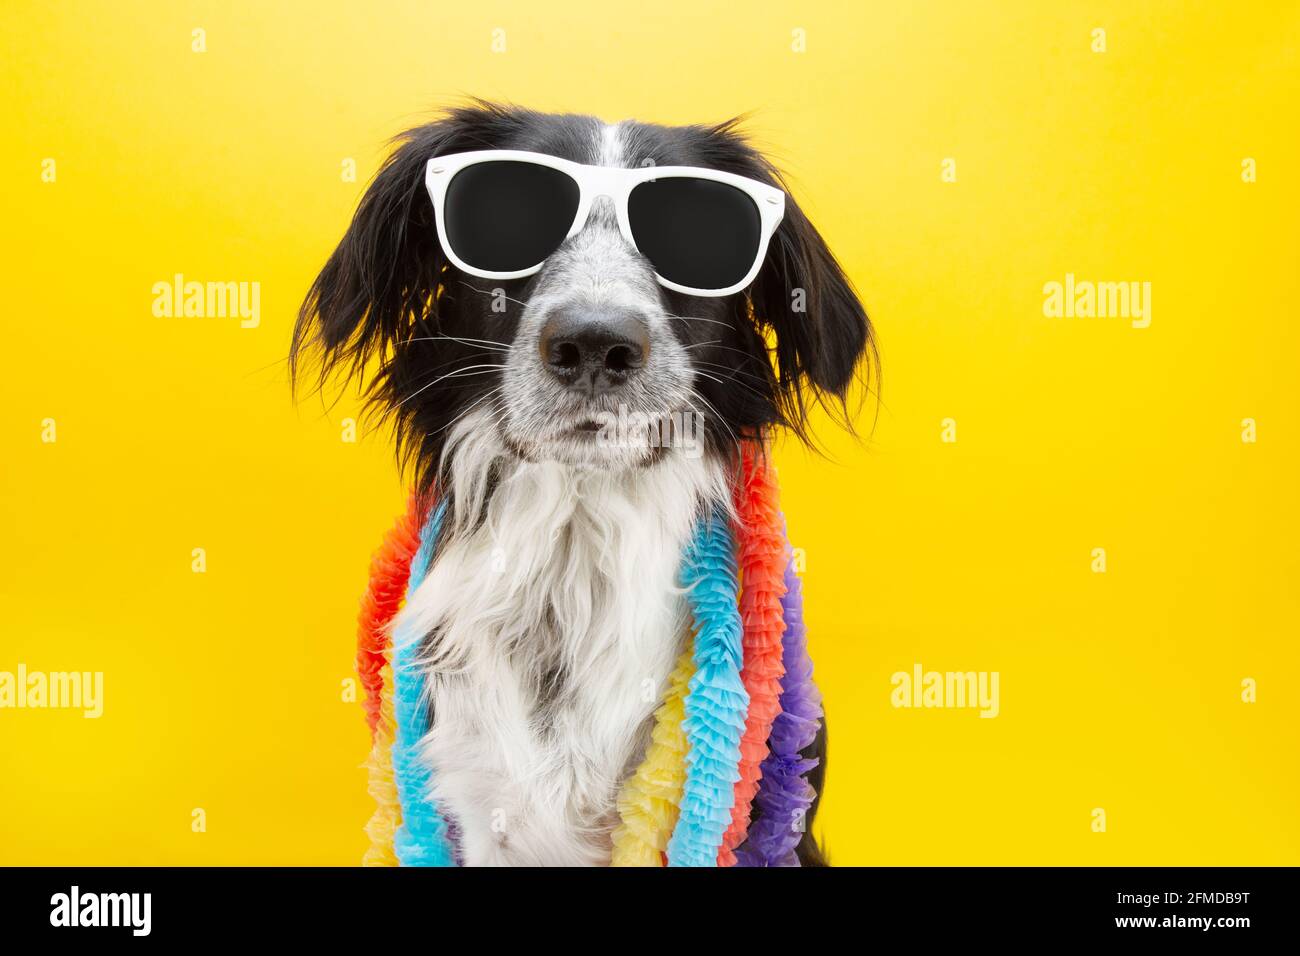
[456,280,531,309]
[692,359,772,389]
[428,385,508,439]
[663,312,732,329]
[684,385,737,448]
[403,335,511,351]
[396,364,505,408]
[683,340,775,364]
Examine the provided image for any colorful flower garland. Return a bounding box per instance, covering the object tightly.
[389,501,456,866]
[717,444,788,865]
[357,497,423,867]
[665,509,749,866]
[356,444,824,866]
[610,648,694,866]
[732,536,824,867]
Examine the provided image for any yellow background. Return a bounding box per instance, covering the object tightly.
[2,1,1297,865]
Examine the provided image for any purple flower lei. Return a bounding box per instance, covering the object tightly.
[733,524,823,867]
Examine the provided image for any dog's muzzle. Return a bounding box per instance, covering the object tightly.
[538,308,651,398]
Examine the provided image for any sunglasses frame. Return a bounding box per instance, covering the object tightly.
[424,149,786,297]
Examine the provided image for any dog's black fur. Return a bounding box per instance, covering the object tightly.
[292,101,873,866]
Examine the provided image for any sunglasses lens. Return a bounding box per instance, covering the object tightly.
[628,177,763,291]
[443,161,580,273]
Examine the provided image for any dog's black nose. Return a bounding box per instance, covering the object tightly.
[539,308,651,394]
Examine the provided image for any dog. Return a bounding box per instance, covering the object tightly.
[292,101,874,866]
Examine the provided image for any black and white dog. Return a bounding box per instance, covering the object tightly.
[292,102,874,866]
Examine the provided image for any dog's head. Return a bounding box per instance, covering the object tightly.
[292,102,874,486]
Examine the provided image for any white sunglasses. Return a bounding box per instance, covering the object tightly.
[424,149,785,297]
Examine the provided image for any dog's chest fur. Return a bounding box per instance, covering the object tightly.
[394,434,726,865]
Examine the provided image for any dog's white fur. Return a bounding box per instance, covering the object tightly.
[394,411,729,865]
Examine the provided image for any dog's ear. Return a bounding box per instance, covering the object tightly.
[291,103,518,390]
[747,193,874,419]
